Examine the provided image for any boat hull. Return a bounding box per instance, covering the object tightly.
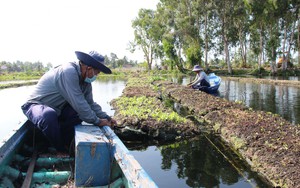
[0,121,158,188]
[199,73,221,94]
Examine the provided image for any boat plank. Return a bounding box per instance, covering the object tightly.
[21,150,37,188]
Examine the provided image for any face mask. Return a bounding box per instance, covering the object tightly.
[84,75,97,83]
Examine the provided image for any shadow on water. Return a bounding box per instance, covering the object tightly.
[126,135,269,188]
[105,75,298,187]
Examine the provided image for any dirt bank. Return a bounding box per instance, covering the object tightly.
[111,74,300,187]
[155,80,300,188]
[222,76,300,88]
[111,77,201,142]
[0,80,38,89]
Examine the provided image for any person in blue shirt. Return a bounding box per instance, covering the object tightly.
[187,65,210,90]
[21,51,117,151]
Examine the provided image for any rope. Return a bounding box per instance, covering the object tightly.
[204,134,257,187]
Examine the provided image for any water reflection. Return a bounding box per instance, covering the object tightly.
[171,75,300,125]
[128,136,267,188]
[0,76,296,188]
[220,80,300,125]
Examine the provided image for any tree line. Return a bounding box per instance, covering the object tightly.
[103,53,138,69]
[130,0,300,74]
[0,61,52,74]
[0,53,138,74]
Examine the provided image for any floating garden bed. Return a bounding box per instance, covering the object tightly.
[155,80,300,187]
[112,74,300,187]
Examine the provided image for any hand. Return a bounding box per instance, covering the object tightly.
[98,119,111,127]
[109,118,117,127]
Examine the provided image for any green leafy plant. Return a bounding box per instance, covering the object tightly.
[115,96,186,123]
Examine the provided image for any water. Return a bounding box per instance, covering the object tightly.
[0,79,126,141]
[2,76,299,187]
[0,86,32,139]
[219,80,300,125]
[128,137,266,187]
[178,76,300,125]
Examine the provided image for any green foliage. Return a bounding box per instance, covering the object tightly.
[185,44,202,67]
[132,9,163,71]
[162,37,178,70]
[148,75,167,82]
[115,96,186,123]
[138,62,149,70]
[132,0,300,73]
[104,54,139,69]
[248,67,268,75]
[0,72,43,81]
[0,61,50,74]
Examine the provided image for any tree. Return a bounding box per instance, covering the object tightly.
[245,0,269,71]
[278,0,299,71]
[232,0,249,68]
[131,0,300,73]
[110,53,118,69]
[132,9,162,70]
[214,0,239,74]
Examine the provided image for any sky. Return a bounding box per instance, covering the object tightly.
[0,0,158,66]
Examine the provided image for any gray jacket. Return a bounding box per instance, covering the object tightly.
[27,62,110,125]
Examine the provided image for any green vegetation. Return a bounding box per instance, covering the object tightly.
[0,60,49,81]
[0,80,38,89]
[0,72,43,81]
[114,96,186,123]
[156,78,300,187]
[131,0,300,75]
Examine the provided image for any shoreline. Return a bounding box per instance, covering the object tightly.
[111,74,300,187]
[0,80,38,89]
[221,76,300,88]
[154,80,299,187]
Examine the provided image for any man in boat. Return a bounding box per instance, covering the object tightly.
[187,65,210,91]
[21,51,117,151]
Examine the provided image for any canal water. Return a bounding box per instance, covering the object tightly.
[176,76,300,125]
[1,76,299,187]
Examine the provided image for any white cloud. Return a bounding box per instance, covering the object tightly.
[0,0,158,66]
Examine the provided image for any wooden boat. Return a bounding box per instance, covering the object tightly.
[0,120,158,187]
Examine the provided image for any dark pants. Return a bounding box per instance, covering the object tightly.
[192,79,211,89]
[21,103,82,151]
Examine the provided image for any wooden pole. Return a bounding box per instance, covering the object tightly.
[21,151,37,188]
